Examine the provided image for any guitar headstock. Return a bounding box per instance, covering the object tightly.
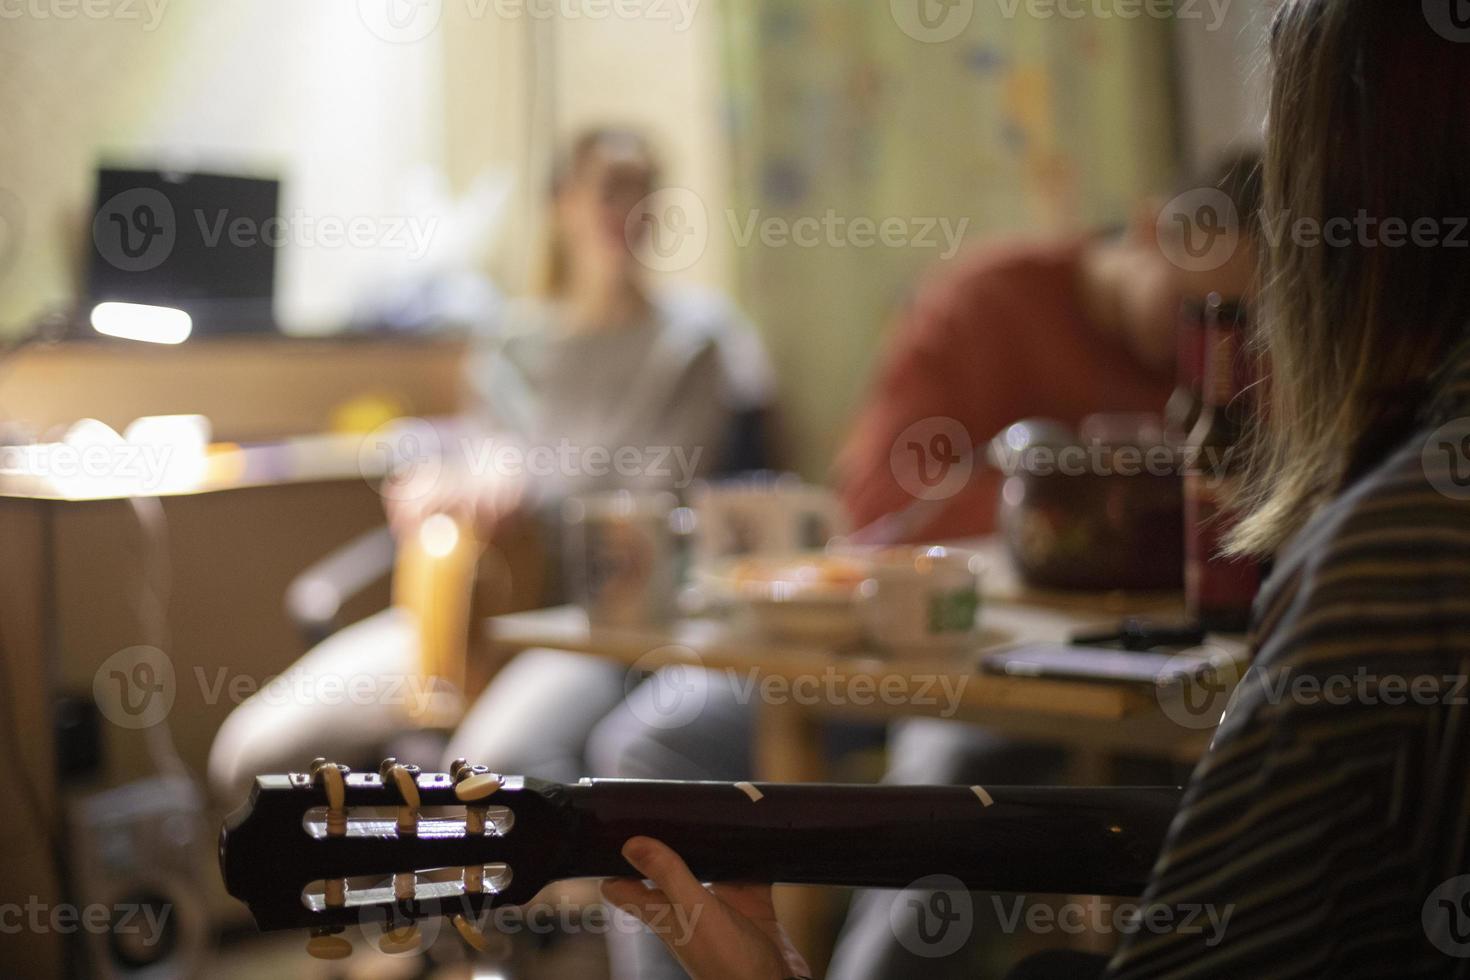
[219,758,573,958]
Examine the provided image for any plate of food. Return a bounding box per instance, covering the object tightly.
[699,546,998,655]
[698,552,874,645]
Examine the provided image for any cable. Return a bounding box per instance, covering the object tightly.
[127,494,192,781]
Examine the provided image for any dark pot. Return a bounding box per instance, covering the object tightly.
[991,419,1184,592]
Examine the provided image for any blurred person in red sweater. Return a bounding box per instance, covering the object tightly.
[595,152,1263,980]
[837,152,1262,544]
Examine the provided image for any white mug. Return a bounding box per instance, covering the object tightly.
[857,547,984,656]
[691,476,847,568]
[563,490,680,628]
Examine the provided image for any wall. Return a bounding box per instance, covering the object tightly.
[719,1,1181,479]
[1,1,1272,476]
[0,0,731,340]
[0,0,451,337]
[1173,0,1271,170]
[550,3,734,294]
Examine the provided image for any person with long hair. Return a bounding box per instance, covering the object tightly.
[606,4,1470,977]
[208,127,774,804]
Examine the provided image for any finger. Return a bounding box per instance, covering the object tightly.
[599,877,671,913]
[620,837,715,912]
[601,879,696,940]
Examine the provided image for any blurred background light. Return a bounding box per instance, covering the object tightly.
[89,302,193,345]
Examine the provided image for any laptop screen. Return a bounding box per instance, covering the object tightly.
[87,168,281,334]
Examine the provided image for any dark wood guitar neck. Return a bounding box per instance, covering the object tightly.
[553,781,1181,898]
[220,773,1185,932]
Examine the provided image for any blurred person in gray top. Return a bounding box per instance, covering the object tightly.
[208,128,774,806]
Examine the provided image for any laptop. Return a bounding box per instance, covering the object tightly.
[87,167,281,335]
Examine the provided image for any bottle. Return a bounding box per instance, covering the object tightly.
[1183,294,1260,632]
[1164,298,1209,444]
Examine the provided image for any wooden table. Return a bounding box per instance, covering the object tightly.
[486,571,1244,970]
[0,438,399,977]
[488,602,1226,765]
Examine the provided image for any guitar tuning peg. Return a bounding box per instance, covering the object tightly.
[459,764,492,835]
[312,761,348,836]
[306,926,352,960]
[453,913,499,954]
[324,878,346,909]
[449,757,469,780]
[311,758,350,778]
[380,760,421,834]
[454,767,501,803]
[377,922,422,956]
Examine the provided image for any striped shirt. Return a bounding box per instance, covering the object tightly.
[1107,349,1470,979]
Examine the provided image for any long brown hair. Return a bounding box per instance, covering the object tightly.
[531,127,661,298]
[1231,0,1470,555]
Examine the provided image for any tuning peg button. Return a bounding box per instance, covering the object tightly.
[455,772,502,802]
[453,914,494,953]
[306,930,352,960]
[312,762,349,836]
[379,760,422,834]
[377,923,422,955]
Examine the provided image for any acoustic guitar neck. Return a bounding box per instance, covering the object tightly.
[220,763,1183,944]
[552,780,1180,898]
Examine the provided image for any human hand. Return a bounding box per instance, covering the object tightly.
[385,466,525,543]
[600,837,810,980]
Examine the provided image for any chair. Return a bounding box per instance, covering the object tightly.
[290,511,547,695]
[206,506,547,813]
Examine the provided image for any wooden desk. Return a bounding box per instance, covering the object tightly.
[487,589,1242,972]
[0,442,395,977]
[0,335,465,445]
[488,603,1223,764]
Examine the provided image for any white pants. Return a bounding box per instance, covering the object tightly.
[207,607,627,807]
